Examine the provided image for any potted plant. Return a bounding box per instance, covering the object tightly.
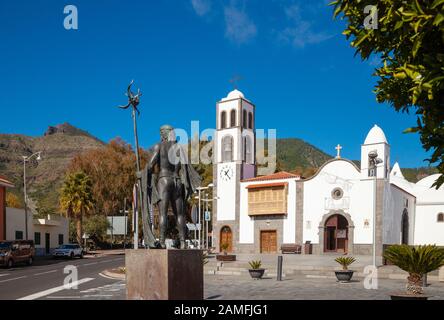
[248,260,265,279]
[216,242,236,261]
[334,256,356,282]
[384,244,444,300]
[220,242,229,255]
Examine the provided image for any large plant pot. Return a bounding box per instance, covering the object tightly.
[390,293,429,300]
[249,269,265,279]
[335,270,354,282]
[216,254,236,262]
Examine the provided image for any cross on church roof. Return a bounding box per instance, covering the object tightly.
[335,144,342,159]
[229,75,242,89]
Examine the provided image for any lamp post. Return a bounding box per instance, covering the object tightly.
[22,151,42,240]
[119,198,129,250]
[368,150,383,267]
[196,184,214,249]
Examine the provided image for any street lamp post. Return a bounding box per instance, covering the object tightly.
[196,184,214,249]
[22,152,42,240]
[368,150,383,267]
[204,193,209,249]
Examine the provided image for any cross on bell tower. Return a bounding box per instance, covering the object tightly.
[229,75,242,90]
[335,144,342,159]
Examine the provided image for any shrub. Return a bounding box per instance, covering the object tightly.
[248,260,262,270]
[334,256,356,270]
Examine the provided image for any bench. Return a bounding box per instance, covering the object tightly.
[281,244,302,254]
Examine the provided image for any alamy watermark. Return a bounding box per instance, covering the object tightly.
[364,5,378,30]
[64,5,78,30]
[161,121,277,175]
[63,265,79,289]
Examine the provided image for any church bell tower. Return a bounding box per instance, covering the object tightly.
[213,89,256,253]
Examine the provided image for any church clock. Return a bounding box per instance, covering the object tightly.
[219,165,234,182]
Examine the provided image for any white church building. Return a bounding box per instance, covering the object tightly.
[212,89,444,256]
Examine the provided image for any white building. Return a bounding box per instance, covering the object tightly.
[6,208,69,256]
[213,89,444,256]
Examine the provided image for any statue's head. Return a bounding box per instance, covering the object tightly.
[160,125,175,142]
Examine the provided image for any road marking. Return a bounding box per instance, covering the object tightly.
[34,270,58,276]
[0,274,10,277]
[0,276,26,283]
[83,262,98,266]
[98,272,124,280]
[46,296,82,299]
[97,260,115,264]
[17,278,95,300]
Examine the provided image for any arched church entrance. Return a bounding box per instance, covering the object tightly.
[220,226,233,253]
[401,209,409,245]
[323,214,349,253]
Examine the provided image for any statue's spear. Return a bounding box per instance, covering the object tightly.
[118,80,156,248]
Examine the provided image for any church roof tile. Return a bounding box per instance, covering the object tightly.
[242,171,300,182]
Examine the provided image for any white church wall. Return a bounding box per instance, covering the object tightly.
[414,204,444,245]
[348,180,374,244]
[412,175,444,245]
[383,184,415,245]
[239,182,255,243]
[303,160,373,244]
[283,180,297,243]
[216,162,237,221]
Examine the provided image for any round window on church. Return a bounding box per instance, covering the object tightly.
[331,187,344,200]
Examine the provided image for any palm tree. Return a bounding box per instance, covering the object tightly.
[60,171,94,245]
[384,245,444,295]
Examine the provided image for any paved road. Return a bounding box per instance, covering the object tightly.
[0,255,125,300]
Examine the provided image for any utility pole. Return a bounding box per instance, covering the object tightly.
[23,158,28,240]
[22,152,42,240]
[205,193,209,250]
[198,188,201,249]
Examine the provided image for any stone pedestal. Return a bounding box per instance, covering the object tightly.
[439,266,444,283]
[125,249,203,300]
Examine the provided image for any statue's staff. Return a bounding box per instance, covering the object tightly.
[118,80,156,248]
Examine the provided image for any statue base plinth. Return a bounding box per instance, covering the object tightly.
[125,249,203,300]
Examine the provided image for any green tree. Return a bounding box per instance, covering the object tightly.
[84,215,111,244]
[331,0,444,188]
[60,171,94,245]
[6,192,22,209]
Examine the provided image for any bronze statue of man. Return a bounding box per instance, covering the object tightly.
[141,125,201,249]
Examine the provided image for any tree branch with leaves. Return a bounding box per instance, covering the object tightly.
[331,0,444,187]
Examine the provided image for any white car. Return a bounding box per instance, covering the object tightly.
[53,244,84,259]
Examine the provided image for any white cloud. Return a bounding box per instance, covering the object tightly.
[191,0,211,16]
[224,5,257,44]
[278,3,334,48]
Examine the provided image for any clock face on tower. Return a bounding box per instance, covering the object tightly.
[219,165,234,182]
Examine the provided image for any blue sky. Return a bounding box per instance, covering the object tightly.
[0,0,432,168]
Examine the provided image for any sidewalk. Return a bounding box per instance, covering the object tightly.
[85,249,125,258]
[205,253,441,281]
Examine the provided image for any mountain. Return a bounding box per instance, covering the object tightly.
[0,123,105,214]
[275,138,333,170]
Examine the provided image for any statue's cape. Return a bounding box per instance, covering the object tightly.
[178,144,202,201]
[140,144,202,210]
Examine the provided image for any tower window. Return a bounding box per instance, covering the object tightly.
[438,213,444,223]
[222,135,233,162]
[230,109,236,127]
[243,110,247,128]
[248,112,253,129]
[221,111,227,129]
[244,136,252,163]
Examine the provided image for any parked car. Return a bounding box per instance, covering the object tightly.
[53,244,84,259]
[0,240,35,268]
